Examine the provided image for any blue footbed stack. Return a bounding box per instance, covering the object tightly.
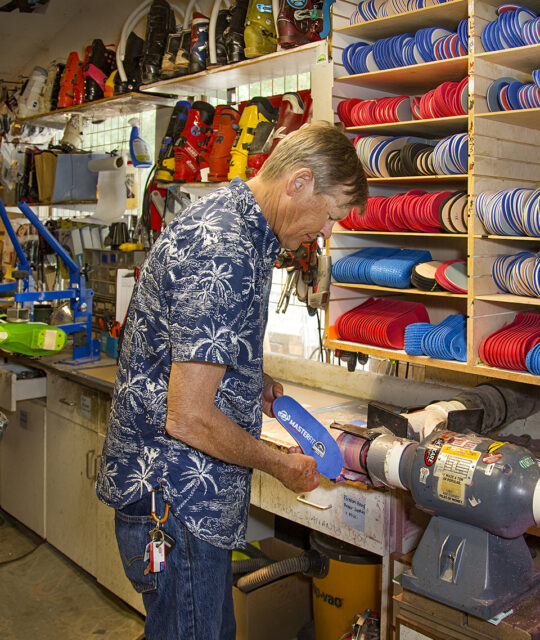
[492,251,540,297]
[404,314,467,360]
[481,4,540,52]
[351,0,453,23]
[525,342,540,374]
[476,188,540,236]
[332,247,432,288]
[342,19,468,75]
[486,69,540,111]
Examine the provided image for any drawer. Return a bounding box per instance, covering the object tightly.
[255,470,390,555]
[47,374,107,432]
[0,362,47,412]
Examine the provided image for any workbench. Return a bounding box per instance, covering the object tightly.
[0,350,535,639]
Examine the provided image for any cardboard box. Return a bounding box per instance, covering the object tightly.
[233,537,312,640]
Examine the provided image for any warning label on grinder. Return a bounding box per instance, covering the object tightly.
[433,445,481,505]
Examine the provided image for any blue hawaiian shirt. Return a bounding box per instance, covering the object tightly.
[96,178,281,549]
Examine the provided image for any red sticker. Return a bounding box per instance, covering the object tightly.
[424,437,444,466]
[482,451,503,465]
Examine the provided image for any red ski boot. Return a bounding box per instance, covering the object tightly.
[57,51,81,108]
[173,101,215,182]
[268,91,311,154]
[72,45,91,104]
[208,105,241,182]
[277,0,322,50]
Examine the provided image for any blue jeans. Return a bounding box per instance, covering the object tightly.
[115,491,236,640]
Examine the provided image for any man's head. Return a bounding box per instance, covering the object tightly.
[248,122,367,249]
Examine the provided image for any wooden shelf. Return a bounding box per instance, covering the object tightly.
[476,294,540,306]
[335,0,468,41]
[14,92,175,129]
[368,174,468,183]
[140,40,327,96]
[332,282,467,297]
[474,108,540,130]
[325,338,540,385]
[325,338,472,372]
[346,115,467,137]
[475,43,540,73]
[472,363,540,386]
[333,229,467,238]
[473,235,540,241]
[335,57,468,93]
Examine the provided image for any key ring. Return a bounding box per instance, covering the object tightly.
[151,488,169,524]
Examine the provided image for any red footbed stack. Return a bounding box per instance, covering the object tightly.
[340,190,456,233]
[435,260,467,293]
[479,312,540,370]
[337,78,468,126]
[411,78,468,119]
[335,297,430,349]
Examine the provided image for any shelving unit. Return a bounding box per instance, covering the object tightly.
[14,92,175,129]
[327,0,540,386]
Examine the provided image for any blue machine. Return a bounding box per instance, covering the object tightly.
[0,198,100,364]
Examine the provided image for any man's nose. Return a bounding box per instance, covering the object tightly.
[319,219,335,239]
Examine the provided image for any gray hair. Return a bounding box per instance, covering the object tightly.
[256,121,368,208]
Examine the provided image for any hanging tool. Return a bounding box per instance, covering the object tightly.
[276,268,299,313]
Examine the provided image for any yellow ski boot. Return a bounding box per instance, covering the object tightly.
[228,97,276,180]
[243,0,277,58]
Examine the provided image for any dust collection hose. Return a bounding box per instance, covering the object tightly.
[235,549,328,593]
[232,558,270,575]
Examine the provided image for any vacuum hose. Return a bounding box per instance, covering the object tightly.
[232,558,271,575]
[235,549,328,593]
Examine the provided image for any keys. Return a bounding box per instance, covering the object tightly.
[143,526,176,575]
[276,269,300,313]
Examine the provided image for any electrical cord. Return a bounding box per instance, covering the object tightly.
[0,540,45,565]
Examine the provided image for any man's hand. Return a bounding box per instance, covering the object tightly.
[275,452,320,493]
[262,374,283,417]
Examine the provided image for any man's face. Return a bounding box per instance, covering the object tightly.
[277,176,352,250]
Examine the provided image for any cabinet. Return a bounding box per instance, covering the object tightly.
[323,0,540,386]
[0,398,47,538]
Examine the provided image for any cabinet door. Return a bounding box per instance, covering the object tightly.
[0,399,46,537]
[95,435,145,614]
[46,412,98,575]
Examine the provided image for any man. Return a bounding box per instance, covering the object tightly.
[96,121,368,640]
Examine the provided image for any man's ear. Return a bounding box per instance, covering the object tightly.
[285,168,314,197]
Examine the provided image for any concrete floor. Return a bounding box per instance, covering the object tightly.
[0,510,145,640]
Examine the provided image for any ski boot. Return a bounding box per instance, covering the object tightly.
[57,51,82,108]
[72,45,91,104]
[277,0,322,49]
[208,105,241,181]
[245,100,280,177]
[84,39,116,102]
[189,13,209,74]
[17,66,47,117]
[223,0,249,63]
[140,0,176,84]
[243,0,277,58]
[173,101,215,182]
[228,96,277,180]
[114,31,144,93]
[214,8,232,66]
[60,114,86,151]
[155,100,192,182]
[268,91,311,155]
[39,61,64,113]
[161,29,182,78]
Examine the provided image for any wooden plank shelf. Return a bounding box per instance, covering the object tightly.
[368,175,468,183]
[476,294,540,306]
[474,108,540,130]
[325,339,540,385]
[335,57,468,93]
[345,115,467,137]
[140,40,327,95]
[473,235,540,241]
[475,43,540,73]
[333,230,467,238]
[14,92,175,129]
[334,0,468,41]
[332,282,468,297]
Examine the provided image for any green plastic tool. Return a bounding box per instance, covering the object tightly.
[0,320,67,356]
